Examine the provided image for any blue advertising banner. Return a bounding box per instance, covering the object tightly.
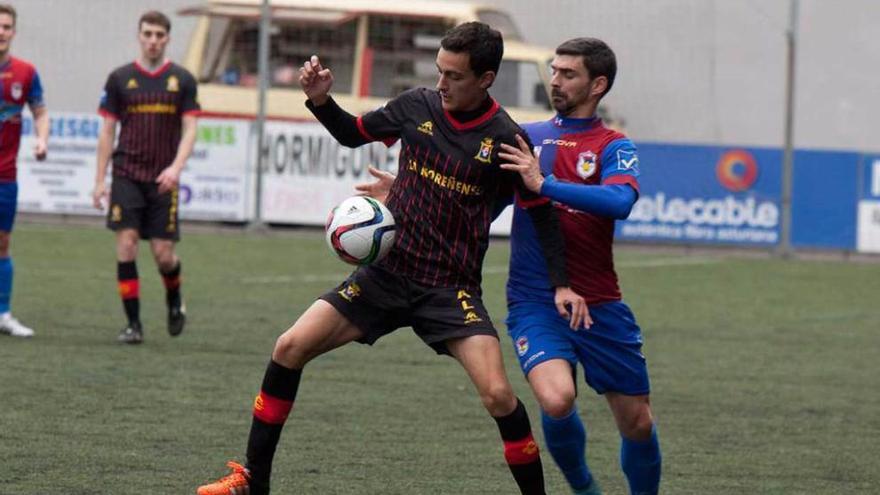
[862,155,880,200]
[617,144,782,246]
[790,150,860,249]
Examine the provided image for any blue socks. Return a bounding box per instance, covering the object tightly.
[542,408,594,492]
[0,257,12,314]
[620,425,662,495]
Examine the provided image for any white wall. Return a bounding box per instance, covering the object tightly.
[10,0,880,151]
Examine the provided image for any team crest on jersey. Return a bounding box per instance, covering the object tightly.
[417,121,434,136]
[516,337,529,356]
[338,281,362,302]
[576,151,598,179]
[475,137,494,163]
[126,78,139,90]
[617,149,640,172]
[111,204,122,222]
[10,82,22,100]
[166,75,180,92]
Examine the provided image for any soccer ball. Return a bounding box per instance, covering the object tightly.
[325,196,396,265]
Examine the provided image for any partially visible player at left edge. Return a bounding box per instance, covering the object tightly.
[0,3,48,339]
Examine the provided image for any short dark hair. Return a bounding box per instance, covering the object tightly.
[0,4,16,26]
[556,37,617,97]
[440,22,504,77]
[139,10,171,33]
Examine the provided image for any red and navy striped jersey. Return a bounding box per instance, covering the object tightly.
[0,57,44,182]
[508,115,640,304]
[98,60,199,182]
[358,88,545,290]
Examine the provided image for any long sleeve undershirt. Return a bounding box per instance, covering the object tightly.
[541,177,638,219]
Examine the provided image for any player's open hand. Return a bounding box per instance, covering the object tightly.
[499,134,543,194]
[92,182,108,210]
[554,286,592,330]
[354,166,396,204]
[33,138,47,161]
[156,166,181,194]
[299,55,334,106]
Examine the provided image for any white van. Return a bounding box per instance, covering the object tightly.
[179,0,555,122]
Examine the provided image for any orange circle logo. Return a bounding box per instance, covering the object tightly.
[716,150,758,192]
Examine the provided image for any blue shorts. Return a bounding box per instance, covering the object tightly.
[506,300,650,395]
[0,182,18,232]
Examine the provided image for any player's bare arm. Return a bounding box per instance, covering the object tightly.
[499,134,544,194]
[30,104,48,161]
[354,166,396,203]
[156,114,197,194]
[299,54,333,106]
[93,116,117,209]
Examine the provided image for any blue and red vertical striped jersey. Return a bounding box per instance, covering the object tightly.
[0,57,44,182]
[508,115,640,304]
[356,87,546,290]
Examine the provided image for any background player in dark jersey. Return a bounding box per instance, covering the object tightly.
[92,11,199,344]
[498,38,662,495]
[0,3,47,339]
[198,22,588,495]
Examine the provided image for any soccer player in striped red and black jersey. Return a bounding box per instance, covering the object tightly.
[198,22,588,495]
[92,11,199,344]
[0,4,48,339]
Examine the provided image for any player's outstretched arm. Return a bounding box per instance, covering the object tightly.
[354,166,396,204]
[299,55,334,106]
[499,135,543,193]
[541,179,637,219]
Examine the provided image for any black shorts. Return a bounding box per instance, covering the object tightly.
[320,265,498,355]
[107,176,180,241]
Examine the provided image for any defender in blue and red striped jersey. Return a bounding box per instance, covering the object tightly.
[198,23,588,495]
[499,38,662,495]
[93,11,199,345]
[0,4,48,339]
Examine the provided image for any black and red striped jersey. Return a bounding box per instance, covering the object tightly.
[356,88,546,290]
[99,60,199,181]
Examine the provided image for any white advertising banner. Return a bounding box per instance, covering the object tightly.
[256,120,515,234]
[857,201,880,253]
[17,113,103,215]
[180,118,252,221]
[259,121,400,224]
[16,113,251,221]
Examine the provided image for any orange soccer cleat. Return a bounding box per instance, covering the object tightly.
[197,461,251,495]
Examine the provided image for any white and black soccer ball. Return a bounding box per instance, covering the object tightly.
[325,196,396,265]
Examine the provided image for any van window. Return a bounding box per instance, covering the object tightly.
[493,60,550,110]
[476,9,522,41]
[201,17,358,92]
[366,16,452,97]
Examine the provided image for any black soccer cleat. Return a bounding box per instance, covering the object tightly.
[168,300,186,337]
[118,323,144,344]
